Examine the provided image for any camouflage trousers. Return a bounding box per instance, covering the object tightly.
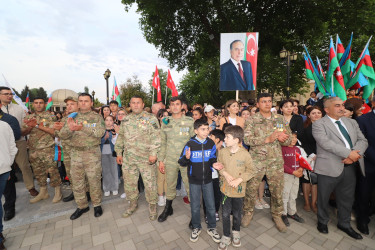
[63,150,72,187]
[29,148,61,188]
[122,160,157,204]
[165,161,189,201]
[243,159,284,216]
[71,147,102,209]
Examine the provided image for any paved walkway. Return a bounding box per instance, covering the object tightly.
[2,180,375,250]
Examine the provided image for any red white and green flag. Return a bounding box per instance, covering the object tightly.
[45,93,53,110]
[111,77,122,107]
[336,35,345,62]
[152,66,162,102]
[244,32,258,89]
[54,145,64,161]
[339,33,353,87]
[326,37,346,101]
[25,92,30,110]
[166,70,178,97]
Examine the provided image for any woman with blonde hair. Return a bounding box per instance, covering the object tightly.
[219,99,245,130]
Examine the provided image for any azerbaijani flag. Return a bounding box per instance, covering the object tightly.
[54,145,64,161]
[303,46,328,95]
[45,93,53,111]
[112,77,122,107]
[304,54,314,80]
[339,33,353,87]
[326,37,346,101]
[25,92,30,110]
[336,35,345,61]
[316,56,326,81]
[244,32,258,89]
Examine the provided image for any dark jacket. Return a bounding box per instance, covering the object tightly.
[0,110,21,141]
[357,111,375,173]
[178,136,217,185]
[302,124,316,156]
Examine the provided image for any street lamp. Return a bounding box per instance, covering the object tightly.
[103,69,111,105]
[91,90,95,101]
[280,48,297,99]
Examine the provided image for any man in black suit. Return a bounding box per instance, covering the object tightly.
[220,40,254,91]
[312,97,368,240]
[356,96,375,235]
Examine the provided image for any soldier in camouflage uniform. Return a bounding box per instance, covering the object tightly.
[242,93,292,233]
[59,93,105,220]
[158,96,195,222]
[115,96,161,220]
[23,97,62,204]
[54,96,81,202]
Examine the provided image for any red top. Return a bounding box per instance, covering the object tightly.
[282,146,301,175]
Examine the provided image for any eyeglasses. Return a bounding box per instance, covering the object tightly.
[0,93,13,96]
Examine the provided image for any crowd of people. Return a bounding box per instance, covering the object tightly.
[0,85,374,249]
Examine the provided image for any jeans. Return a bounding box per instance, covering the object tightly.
[189,182,216,229]
[202,178,221,213]
[0,171,11,233]
[222,193,243,237]
[3,169,16,213]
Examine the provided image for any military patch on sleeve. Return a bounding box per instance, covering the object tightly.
[150,120,158,129]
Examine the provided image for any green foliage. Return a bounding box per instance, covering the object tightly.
[93,98,104,108]
[119,75,151,107]
[122,0,375,103]
[84,86,89,94]
[18,85,47,101]
[147,68,171,104]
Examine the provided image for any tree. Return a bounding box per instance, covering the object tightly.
[122,0,375,103]
[119,75,151,107]
[84,86,89,94]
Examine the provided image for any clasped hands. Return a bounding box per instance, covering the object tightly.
[212,162,242,188]
[24,118,45,129]
[67,117,83,131]
[267,130,289,143]
[342,150,362,164]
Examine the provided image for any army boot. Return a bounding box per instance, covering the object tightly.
[241,211,253,228]
[158,199,173,222]
[122,200,138,218]
[149,204,157,221]
[30,186,49,204]
[52,186,62,203]
[272,215,287,233]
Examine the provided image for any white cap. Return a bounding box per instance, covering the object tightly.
[204,105,215,113]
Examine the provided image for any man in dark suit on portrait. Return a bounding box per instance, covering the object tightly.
[312,97,368,240]
[355,96,375,235]
[220,40,254,91]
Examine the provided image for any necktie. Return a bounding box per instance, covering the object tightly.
[238,63,244,82]
[335,121,353,149]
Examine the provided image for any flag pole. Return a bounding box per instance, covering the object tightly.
[165,86,168,105]
[236,90,239,102]
[152,88,154,105]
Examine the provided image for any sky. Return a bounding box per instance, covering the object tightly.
[0,0,185,103]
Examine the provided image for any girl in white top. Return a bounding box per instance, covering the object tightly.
[219,99,245,130]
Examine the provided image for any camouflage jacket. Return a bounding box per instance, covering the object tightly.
[244,112,291,162]
[59,110,105,149]
[159,115,195,163]
[23,111,56,150]
[115,111,161,159]
[55,116,72,152]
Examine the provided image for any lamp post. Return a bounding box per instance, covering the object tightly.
[103,69,111,105]
[280,48,297,99]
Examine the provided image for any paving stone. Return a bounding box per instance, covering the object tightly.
[21,233,44,247]
[256,233,279,248]
[55,218,72,229]
[160,229,180,243]
[137,222,155,235]
[291,240,315,250]
[73,224,91,237]
[40,242,61,250]
[92,232,112,246]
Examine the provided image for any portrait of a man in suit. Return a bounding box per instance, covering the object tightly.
[220,40,254,91]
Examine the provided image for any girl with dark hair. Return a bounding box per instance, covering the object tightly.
[279,99,304,142]
[219,99,244,130]
[100,105,111,119]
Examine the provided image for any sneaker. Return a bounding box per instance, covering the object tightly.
[288,213,305,223]
[215,212,220,221]
[260,199,270,209]
[190,228,201,242]
[207,228,221,243]
[158,195,166,206]
[255,199,263,209]
[218,236,231,250]
[112,190,118,196]
[183,196,190,204]
[281,215,290,227]
[104,191,110,197]
[120,193,126,199]
[232,230,241,248]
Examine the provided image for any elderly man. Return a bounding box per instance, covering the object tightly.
[151,101,165,116]
[220,40,254,91]
[312,97,368,239]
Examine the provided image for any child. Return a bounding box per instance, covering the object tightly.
[203,129,225,222]
[281,132,305,226]
[213,126,254,250]
[100,115,119,196]
[178,119,221,243]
